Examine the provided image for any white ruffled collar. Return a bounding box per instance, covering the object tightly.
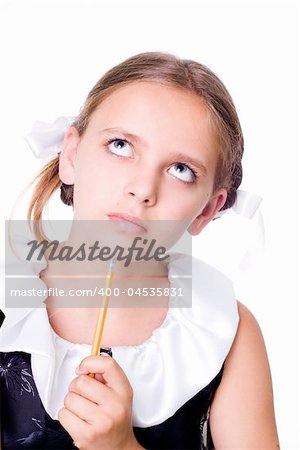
[1,241,239,427]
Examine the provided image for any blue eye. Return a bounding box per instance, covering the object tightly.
[107,139,132,156]
[169,163,196,183]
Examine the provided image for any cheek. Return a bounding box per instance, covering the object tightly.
[75,149,114,187]
[74,160,125,209]
[164,188,209,221]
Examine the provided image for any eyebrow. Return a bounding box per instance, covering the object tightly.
[101,127,208,176]
[101,127,145,145]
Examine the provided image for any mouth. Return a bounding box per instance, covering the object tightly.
[107,213,148,233]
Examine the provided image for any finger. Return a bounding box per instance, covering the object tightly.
[93,372,106,384]
[77,355,133,399]
[64,391,100,424]
[59,405,123,446]
[65,388,123,425]
[58,406,93,445]
[69,374,116,406]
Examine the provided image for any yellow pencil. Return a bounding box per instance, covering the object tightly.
[89,258,116,378]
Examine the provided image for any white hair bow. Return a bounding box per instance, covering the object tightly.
[24,116,75,159]
[215,190,262,220]
[228,190,265,271]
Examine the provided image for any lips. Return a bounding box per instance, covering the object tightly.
[107,213,147,232]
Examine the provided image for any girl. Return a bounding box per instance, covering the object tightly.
[1,52,279,449]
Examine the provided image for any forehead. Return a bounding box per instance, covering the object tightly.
[88,81,218,157]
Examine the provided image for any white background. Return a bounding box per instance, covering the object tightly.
[0,0,299,448]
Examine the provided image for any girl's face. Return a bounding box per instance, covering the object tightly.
[59,81,226,239]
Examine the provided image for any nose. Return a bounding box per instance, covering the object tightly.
[125,172,158,206]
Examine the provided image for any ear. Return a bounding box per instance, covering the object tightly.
[187,188,227,236]
[58,127,80,184]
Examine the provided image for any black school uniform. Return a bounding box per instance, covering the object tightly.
[1,253,239,449]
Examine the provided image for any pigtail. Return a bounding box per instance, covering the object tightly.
[27,156,61,241]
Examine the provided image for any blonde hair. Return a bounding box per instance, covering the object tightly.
[28,51,244,240]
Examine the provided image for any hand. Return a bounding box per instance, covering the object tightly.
[58,355,143,450]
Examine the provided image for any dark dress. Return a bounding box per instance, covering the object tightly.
[1,247,236,449]
[0,346,223,450]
